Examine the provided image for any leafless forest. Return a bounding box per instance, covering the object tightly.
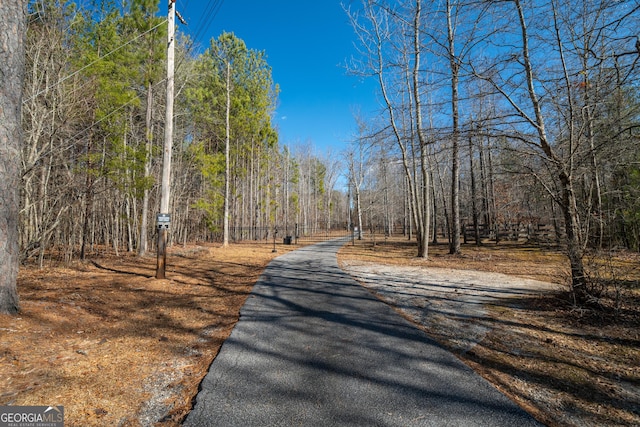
[345,0,640,302]
[12,0,640,306]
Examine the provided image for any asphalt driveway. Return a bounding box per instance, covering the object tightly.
[183,239,542,426]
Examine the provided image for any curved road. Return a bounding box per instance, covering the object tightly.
[183,239,542,426]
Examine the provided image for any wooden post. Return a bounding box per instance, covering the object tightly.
[156,227,167,279]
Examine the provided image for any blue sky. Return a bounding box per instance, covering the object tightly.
[175,0,379,152]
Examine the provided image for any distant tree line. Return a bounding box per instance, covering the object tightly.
[4,0,639,314]
[345,0,640,302]
[18,0,342,275]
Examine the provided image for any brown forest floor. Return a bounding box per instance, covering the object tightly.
[0,243,300,426]
[1,237,639,426]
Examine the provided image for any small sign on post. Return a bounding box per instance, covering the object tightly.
[156,213,171,229]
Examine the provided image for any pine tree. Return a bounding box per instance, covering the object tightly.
[0,0,27,314]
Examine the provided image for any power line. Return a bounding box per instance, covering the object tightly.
[191,0,221,43]
[25,1,226,158]
[173,0,225,76]
[188,0,225,52]
[23,78,168,176]
[23,18,167,104]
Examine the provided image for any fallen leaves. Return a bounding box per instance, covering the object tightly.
[0,242,295,426]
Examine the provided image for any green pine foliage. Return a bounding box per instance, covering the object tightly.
[19,1,342,255]
[186,31,279,231]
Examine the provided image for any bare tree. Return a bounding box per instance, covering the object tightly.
[223,60,231,247]
[21,1,80,265]
[346,0,431,257]
[320,149,342,231]
[345,143,367,240]
[471,0,640,300]
[0,0,26,314]
[488,0,587,294]
[445,0,462,254]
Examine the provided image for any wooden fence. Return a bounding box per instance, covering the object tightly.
[462,223,558,244]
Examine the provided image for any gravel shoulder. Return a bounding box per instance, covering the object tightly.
[338,247,640,427]
[340,260,559,354]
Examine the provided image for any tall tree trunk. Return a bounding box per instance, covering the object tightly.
[469,135,480,246]
[348,153,364,241]
[514,0,586,296]
[412,0,430,258]
[381,155,390,235]
[479,134,490,230]
[559,172,587,297]
[404,175,412,240]
[223,61,231,247]
[355,0,429,256]
[586,107,603,249]
[355,184,363,240]
[80,136,94,260]
[487,137,497,233]
[447,0,461,254]
[580,60,603,249]
[138,82,153,256]
[0,0,26,314]
[431,169,438,244]
[435,158,451,245]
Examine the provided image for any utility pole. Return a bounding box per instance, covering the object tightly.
[156,0,176,279]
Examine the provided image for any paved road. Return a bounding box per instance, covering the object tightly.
[183,239,542,426]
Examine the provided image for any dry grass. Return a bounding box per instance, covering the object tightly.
[0,242,298,426]
[339,236,640,427]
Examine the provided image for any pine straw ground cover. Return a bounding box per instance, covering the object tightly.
[0,242,299,426]
[338,236,640,427]
[1,237,638,426]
